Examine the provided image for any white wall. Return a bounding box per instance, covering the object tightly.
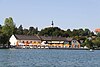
[41,41,48,46]
[9,35,17,46]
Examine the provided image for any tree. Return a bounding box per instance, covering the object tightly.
[97,32,100,37]
[28,27,35,35]
[27,27,38,35]
[72,29,79,36]
[17,25,23,35]
[66,29,72,37]
[39,27,64,36]
[0,24,2,34]
[83,38,93,49]
[1,17,16,48]
[2,17,16,36]
[93,37,100,48]
[52,30,64,36]
[90,31,95,36]
[0,24,2,29]
[0,34,10,48]
[83,29,91,36]
[78,29,84,36]
[23,29,29,35]
[35,27,38,34]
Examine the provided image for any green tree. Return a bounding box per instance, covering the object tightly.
[72,29,79,36]
[39,27,64,36]
[93,37,100,48]
[27,27,38,35]
[52,30,64,36]
[35,27,38,34]
[2,17,16,36]
[83,38,93,49]
[78,29,84,36]
[66,29,72,37]
[97,32,100,37]
[17,25,23,35]
[83,29,91,36]
[28,27,35,35]
[0,24,2,34]
[0,24,2,29]
[0,34,10,48]
[23,29,29,35]
[1,17,15,48]
[90,31,95,36]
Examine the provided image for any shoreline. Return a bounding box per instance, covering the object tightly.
[49,47,89,50]
[0,47,100,50]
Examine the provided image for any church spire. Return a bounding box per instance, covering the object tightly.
[51,20,54,27]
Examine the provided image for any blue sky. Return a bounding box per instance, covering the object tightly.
[0,0,100,31]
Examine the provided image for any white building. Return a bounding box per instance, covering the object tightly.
[9,34,41,47]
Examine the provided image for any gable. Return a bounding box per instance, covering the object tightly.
[9,35,17,44]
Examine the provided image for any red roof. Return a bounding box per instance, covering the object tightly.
[95,28,100,32]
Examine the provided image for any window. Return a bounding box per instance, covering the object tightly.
[34,41,36,43]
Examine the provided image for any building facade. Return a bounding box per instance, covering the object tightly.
[9,35,41,48]
[9,34,81,48]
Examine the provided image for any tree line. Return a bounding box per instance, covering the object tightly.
[0,17,100,48]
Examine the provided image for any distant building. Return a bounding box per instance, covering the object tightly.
[71,39,80,48]
[9,34,81,48]
[95,28,100,33]
[9,35,41,47]
[40,36,67,48]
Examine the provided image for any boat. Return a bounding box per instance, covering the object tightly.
[89,49,94,52]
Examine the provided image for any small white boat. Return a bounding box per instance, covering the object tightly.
[89,49,94,52]
[30,46,33,49]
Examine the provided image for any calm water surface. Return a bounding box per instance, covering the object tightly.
[0,49,100,67]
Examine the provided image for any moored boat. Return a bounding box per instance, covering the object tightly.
[89,49,94,52]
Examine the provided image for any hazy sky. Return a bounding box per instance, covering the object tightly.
[0,0,100,31]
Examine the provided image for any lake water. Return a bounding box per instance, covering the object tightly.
[0,49,100,67]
